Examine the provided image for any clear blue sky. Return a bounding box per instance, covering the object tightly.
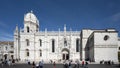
[0,0,120,41]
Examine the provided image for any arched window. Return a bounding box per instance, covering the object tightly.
[52,39,55,52]
[39,39,42,46]
[76,39,80,52]
[36,25,39,32]
[26,39,29,46]
[40,50,42,57]
[27,26,29,33]
[26,49,29,57]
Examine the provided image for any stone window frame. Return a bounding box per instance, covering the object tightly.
[104,35,109,41]
[52,39,55,53]
[39,39,42,47]
[39,49,42,57]
[26,49,29,57]
[27,26,29,33]
[76,38,80,52]
[26,39,29,46]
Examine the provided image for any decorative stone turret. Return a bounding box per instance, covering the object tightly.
[14,25,20,59]
[24,10,39,33]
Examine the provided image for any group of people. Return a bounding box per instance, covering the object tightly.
[27,60,44,68]
[63,60,88,68]
[64,61,73,68]
[81,61,88,68]
[100,60,114,65]
[1,59,15,67]
[26,60,89,68]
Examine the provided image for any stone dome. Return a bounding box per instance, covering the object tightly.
[24,10,39,24]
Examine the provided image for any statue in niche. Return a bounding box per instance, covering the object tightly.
[64,38,67,46]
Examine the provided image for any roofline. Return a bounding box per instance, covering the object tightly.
[81,28,116,30]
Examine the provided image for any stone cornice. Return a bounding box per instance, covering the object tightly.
[94,45,118,48]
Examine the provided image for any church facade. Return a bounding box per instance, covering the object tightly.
[14,11,119,63]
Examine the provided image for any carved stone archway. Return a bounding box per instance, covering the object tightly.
[62,48,69,60]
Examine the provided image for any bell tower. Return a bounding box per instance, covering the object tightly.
[24,10,39,33]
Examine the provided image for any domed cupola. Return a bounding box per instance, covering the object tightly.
[24,10,39,33]
[24,10,39,24]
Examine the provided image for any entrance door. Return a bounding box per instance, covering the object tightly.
[66,54,69,60]
[62,54,65,60]
[62,50,69,60]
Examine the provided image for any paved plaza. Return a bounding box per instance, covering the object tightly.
[0,64,119,68]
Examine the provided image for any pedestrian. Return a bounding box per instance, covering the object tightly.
[53,61,56,68]
[5,60,7,65]
[41,60,44,68]
[65,63,68,68]
[82,61,84,67]
[84,61,88,68]
[39,61,41,68]
[8,60,11,66]
[28,60,31,65]
[50,60,53,64]
[39,61,43,68]
[11,59,13,65]
[111,61,114,65]
[1,60,4,67]
[68,61,71,68]
[32,61,35,68]
[74,62,77,68]
[77,61,79,68]
[12,59,15,66]
[63,63,65,68]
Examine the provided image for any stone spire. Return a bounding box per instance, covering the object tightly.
[15,24,18,33]
[58,28,60,36]
[64,24,66,37]
[64,24,66,31]
[31,10,33,13]
[45,28,47,37]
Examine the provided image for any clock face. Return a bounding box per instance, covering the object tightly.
[104,35,109,41]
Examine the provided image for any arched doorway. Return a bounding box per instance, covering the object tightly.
[62,48,69,60]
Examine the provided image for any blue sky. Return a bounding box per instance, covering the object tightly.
[0,0,120,41]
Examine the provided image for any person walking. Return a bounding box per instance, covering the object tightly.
[82,61,84,67]
[8,60,11,66]
[74,62,77,68]
[84,61,88,68]
[68,61,71,68]
[12,59,15,66]
[32,61,35,68]
[1,60,4,67]
[39,61,43,68]
[76,61,79,68]
[53,61,56,68]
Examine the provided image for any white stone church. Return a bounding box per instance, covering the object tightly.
[14,11,119,63]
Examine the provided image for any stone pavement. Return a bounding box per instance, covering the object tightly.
[0,63,120,68]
